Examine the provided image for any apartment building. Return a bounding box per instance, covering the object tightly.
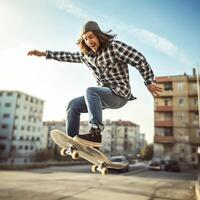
[0,90,44,163]
[102,120,140,157]
[154,69,200,166]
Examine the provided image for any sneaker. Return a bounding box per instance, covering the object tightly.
[74,127,102,147]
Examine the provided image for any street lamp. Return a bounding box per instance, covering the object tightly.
[196,65,200,185]
[196,65,200,129]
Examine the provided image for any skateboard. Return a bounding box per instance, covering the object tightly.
[50,129,126,175]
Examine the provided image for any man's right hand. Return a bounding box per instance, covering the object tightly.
[27,50,46,57]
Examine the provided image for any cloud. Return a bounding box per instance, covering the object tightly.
[55,0,90,20]
[54,0,190,65]
[116,23,190,64]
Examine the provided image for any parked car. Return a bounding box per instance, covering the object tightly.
[164,160,180,172]
[148,160,162,171]
[110,156,130,172]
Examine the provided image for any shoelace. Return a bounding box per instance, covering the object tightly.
[89,129,99,137]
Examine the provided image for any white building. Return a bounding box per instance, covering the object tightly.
[101,120,140,157]
[0,90,44,163]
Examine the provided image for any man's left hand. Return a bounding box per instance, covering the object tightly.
[147,83,162,97]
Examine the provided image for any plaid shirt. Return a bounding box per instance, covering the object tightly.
[46,40,154,100]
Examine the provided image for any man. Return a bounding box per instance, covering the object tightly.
[28,21,162,147]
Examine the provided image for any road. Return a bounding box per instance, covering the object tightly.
[0,164,197,200]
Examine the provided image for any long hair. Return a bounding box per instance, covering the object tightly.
[77,30,117,55]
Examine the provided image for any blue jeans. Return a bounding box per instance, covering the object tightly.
[66,87,128,137]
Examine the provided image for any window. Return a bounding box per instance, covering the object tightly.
[192,147,196,153]
[7,92,13,96]
[0,144,6,150]
[194,111,199,120]
[0,136,7,140]
[3,114,9,118]
[164,128,173,136]
[1,124,8,129]
[164,82,173,91]
[178,112,184,119]
[164,112,173,120]
[19,145,23,150]
[179,157,183,162]
[5,103,11,107]
[192,83,197,91]
[196,129,200,138]
[179,98,185,105]
[177,82,184,91]
[18,145,23,150]
[164,99,169,106]
[194,98,198,105]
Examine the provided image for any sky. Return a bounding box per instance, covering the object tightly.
[0,0,200,143]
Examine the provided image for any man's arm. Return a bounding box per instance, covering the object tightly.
[27,50,83,63]
[113,40,162,96]
[46,50,83,63]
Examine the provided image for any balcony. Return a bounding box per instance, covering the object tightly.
[158,90,173,97]
[155,106,173,112]
[155,77,173,83]
[155,120,173,127]
[154,135,175,144]
[188,91,197,97]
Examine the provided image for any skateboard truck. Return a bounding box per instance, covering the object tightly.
[92,162,108,175]
[60,144,79,159]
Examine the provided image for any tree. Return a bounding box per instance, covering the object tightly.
[140,144,153,160]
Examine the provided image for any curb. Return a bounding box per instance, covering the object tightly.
[0,161,88,170]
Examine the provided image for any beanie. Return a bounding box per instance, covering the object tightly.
[81,21,101,35]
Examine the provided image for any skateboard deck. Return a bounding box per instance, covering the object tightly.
[50,129,126,175]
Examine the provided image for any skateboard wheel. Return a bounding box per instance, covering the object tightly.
[101,167,108,175]
[72,151,79,159]
[60,148,67,156]
[91,165,97,173]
